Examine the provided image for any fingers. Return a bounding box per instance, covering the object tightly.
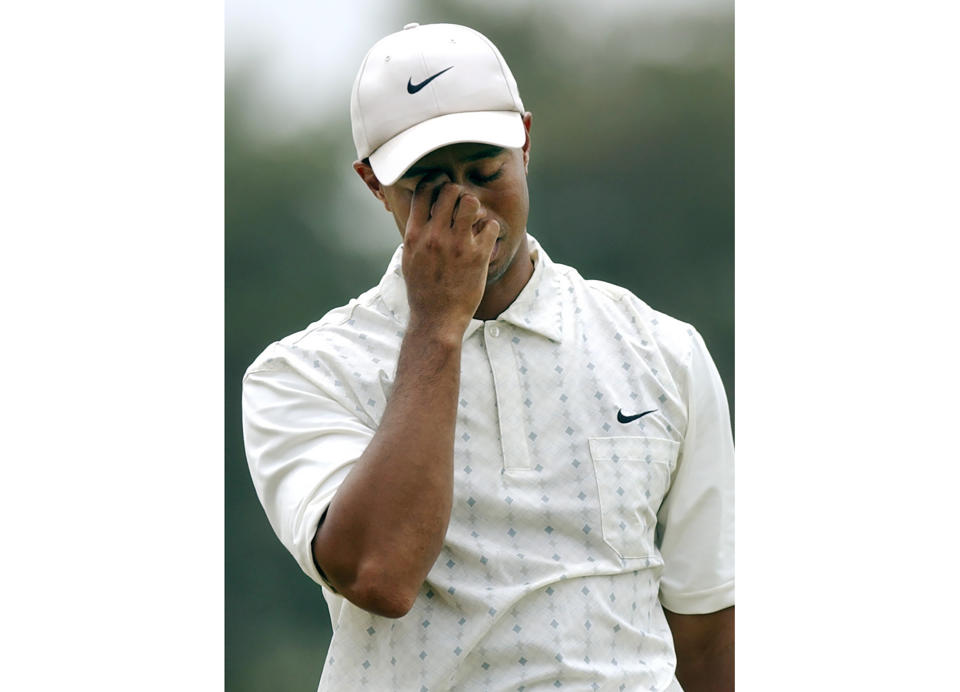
[408,178,432,230]
[400,182,501,327]
[409,175,454,230]
[475,219,500,254]
[451,193,480,230]
[430,181,459,221]
[408,182,494,262]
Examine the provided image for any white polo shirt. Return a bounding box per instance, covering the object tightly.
[242,236,734,692]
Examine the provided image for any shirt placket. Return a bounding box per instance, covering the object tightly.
[482,321,532,471]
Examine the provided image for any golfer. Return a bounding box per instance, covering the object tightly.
[243,22,734,691]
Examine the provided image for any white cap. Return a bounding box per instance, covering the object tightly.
[350,23,526,185]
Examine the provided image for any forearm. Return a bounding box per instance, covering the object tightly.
[311,177,497,617]
[311,322,463,617]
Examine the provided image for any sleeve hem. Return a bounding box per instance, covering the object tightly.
[660,579,734,614]
[294,497,336,590]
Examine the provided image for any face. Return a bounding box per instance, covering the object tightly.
[356,112,533,293]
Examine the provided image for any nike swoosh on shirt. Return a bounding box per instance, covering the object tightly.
[617,408,658,424]
[407,66,454,94]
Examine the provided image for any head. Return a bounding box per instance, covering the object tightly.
[349,23,533,289]
[355,114,532,287]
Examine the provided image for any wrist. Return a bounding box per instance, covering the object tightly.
[405,316,469,349]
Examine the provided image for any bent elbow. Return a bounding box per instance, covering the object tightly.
[366,589,417,619]
[332,557,420,618]
[351,578,418,618]
[313,532,423,618]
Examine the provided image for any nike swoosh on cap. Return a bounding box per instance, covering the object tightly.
[407,66,454,94]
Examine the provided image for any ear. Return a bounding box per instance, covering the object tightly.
[520,112,532,174]
[353,160,392,212]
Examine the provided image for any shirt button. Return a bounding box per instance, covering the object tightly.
[488,324,501,338]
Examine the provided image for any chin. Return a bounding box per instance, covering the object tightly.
[485,258,509,286]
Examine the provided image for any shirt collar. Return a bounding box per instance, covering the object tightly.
[377,234,565,344]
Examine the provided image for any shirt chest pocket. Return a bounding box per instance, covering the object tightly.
[588,436,679,560]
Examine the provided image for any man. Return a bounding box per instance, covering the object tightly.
[242,22,733,691]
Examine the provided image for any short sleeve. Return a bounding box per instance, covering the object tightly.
[242,354,375,587]
[656,328,735,614]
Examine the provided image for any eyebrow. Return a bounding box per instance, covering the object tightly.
[400,146,505,180]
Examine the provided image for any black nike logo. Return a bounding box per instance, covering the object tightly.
[617,408,657,424]
[407,66,454,94]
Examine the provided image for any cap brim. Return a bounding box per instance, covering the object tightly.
[368,111,525,186]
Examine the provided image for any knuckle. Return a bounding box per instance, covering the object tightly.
[459,196,480,214]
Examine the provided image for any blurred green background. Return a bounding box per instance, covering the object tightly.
[226,1,733,689]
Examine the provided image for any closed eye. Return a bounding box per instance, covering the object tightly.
[471,168,503,184]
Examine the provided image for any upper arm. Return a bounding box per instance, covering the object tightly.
[241,358,374,587]
[656,327,735,614]
[663,605,734,652]
[663,605,734,690]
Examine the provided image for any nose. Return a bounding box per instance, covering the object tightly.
[445,179,488,230]
[447,187,487,227]
[454,181,487,218]
[456,175,487,202]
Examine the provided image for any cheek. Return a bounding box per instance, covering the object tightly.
[383,190,414,233]
[496,184,528,227]
[393,207,411,235]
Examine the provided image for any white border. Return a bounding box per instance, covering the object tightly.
[2,2,223,688]
[737,1,960,688]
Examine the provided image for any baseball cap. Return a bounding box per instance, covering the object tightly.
[350,22,526,186]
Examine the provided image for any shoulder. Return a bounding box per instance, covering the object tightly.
[554,261,699,365]
[538,254,699,389]
[244,279,403,382]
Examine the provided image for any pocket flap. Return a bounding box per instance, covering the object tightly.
[588,436,679,466]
